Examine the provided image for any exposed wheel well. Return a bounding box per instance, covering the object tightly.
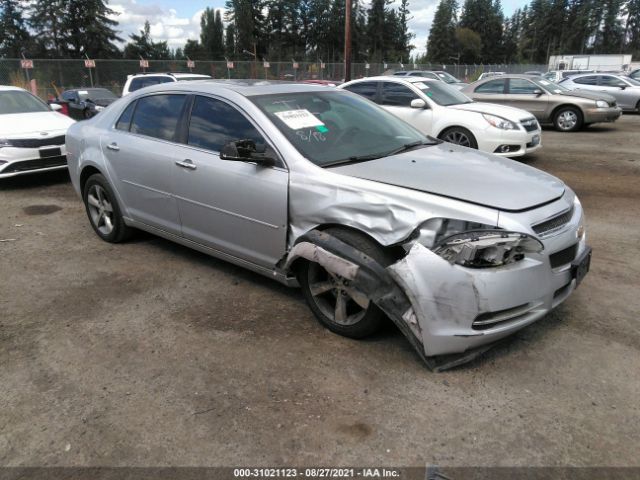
[79,166,102,195]
[288,224,406,277]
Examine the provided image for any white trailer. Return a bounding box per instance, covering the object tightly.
[548,54,633,72]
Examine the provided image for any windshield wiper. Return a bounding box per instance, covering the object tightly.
[324,140,437,168]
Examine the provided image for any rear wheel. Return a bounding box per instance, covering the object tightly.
[438,127,478,149]
[553,106,583,132]
[299,228,392,339]
[83,173,132,243]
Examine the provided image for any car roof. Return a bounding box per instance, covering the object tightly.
[129,79,339,97]
[0,85,25,92]
[349,76,439,84]
[127,72,211,79]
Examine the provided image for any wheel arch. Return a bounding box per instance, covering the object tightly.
[286,224,406,276]
[79,165,103,195]
[550,103,584,121]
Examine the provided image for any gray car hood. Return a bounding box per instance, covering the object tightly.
[557,90,617,103]
[329,143,565,212]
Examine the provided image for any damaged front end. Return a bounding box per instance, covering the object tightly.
[285,226,583,371]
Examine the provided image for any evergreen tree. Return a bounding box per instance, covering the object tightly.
[0,0,31,58]
[29,0,66,57]
[426,0,458,63]
[225,24,237,57]
[184,39,207,60]
[201,8,225,59]
[64,0,122,57]
[123,21,170,59]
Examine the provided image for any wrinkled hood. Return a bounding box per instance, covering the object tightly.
[329,143,565,211]
[558,90,617,103]
[0,111,75,137]
[88,97,117,107]
[448,101,536,121]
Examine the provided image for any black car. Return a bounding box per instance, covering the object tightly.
[55,88,118,120]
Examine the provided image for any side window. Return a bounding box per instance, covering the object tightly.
[573,75,598,85]
[508,78,539,94]
[599,76,626,87]
[187,96,265,153]
[475,79,506,93]
[115,100,136,131]
[380,82,418,107]
[130,94,186,141]
[343,82,378,101]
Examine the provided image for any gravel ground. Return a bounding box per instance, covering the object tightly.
[1,115,639,467]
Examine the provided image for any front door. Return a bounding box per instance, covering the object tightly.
[379,81,434,135]
[504,78,548,118]
[172,95,288,268]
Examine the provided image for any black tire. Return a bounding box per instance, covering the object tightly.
[438,126,478,149]
[83,108,92,119]
[299,228,393,339]
[83,173,132,243]
[553,106,583,132]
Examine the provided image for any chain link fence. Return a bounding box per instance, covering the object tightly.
[0,58,547,99]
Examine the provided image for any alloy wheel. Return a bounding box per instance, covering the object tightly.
[557,111,578,130]
[86,184,114,236]
[307,262,370,326]
[444,130,471,147]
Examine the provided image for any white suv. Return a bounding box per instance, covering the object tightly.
[122,72,211,96]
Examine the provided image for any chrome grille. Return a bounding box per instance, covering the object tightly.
[532,207,574,237]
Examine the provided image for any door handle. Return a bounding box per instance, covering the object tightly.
[106,142,120,151]
[175,159,197,170]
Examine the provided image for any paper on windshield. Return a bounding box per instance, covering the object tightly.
[274,109,325,130]
[78,90,89,94]
[414,82,428,89]
[539,80,550,85]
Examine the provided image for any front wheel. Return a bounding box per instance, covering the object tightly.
[438,127,478,149]
[553,107,583,132]
[298,228,392,339]
[83,173,132,243]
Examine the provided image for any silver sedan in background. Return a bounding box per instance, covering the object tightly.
[560,73,640,112]
[65,81,591,370]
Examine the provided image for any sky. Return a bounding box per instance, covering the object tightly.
[108,0,526,57]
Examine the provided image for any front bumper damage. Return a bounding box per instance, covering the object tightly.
[286,229,590,371]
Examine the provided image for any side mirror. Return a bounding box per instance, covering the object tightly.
[50,103,62,112]
[220,139,276,167]
[411,98,427,109]
[619,85,627,90]
[533,89,543,96]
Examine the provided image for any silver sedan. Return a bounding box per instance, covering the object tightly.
[65,81,591,370]
[561,73,640,112]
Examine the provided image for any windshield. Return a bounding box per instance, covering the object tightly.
[411,81,472,106]
[624,77,640,86]
[251,91,430,167]
[435,72,461,84]
[79,89,117,100]
[534,78,569,93]
[0,90,50,115]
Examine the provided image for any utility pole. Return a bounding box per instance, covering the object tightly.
[344,0,352,82]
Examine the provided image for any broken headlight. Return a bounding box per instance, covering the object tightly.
[433,230,544,268]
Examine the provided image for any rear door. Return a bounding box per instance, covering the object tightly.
[505,78,548,118]
[470,78,508,105]
[172,95,288,268]
[100,94,186,235]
